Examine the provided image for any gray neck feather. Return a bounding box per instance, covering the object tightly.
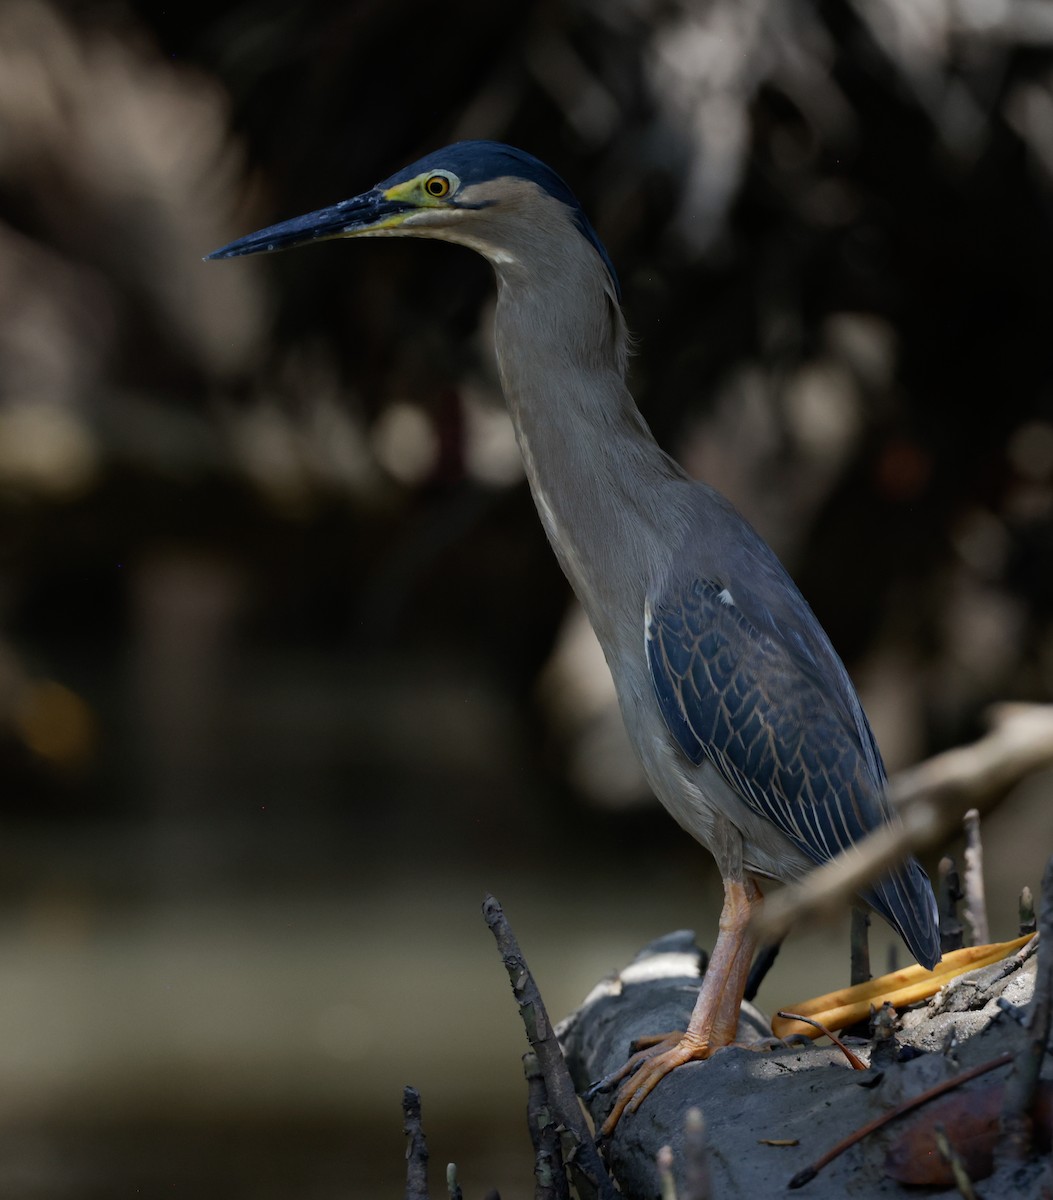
[488,227,688,650]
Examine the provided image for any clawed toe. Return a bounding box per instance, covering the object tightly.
[582,1073,618,1101]
[598,1033,706,1137]
[582,1039,659,1101]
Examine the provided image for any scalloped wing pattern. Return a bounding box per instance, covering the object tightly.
[646,577,882,866]
[645,576,940,968]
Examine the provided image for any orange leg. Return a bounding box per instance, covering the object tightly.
[600,876,762,1136]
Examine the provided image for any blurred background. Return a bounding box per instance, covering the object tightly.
[1,0,1053,1194]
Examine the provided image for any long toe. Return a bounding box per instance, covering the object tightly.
[584,1030,686,1099]
[600,1033,709,1136]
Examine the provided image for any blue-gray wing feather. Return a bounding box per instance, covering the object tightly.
[647,573,939,969]
[647,578,879,858]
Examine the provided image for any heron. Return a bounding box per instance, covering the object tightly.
[207,141,940,1131]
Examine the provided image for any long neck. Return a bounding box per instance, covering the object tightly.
[491,255,687,649]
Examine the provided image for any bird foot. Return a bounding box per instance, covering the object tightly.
[584,1029,684,1099]
[592,878,767,1137]
[597,1030,712,1137]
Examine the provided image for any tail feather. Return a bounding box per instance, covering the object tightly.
[863,857,940,970]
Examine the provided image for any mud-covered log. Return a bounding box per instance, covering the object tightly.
[559,931,1045,1198]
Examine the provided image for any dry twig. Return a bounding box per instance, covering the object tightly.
[934,1123,980,1200]
[483,894,618,1200]
[939,856,965,953]
[403,1086,430,1200]
[682,1107,711,1200]
[657,1144,677,1200]
[999,855,1053,1162]
[775,1011,867,1070]
[869,1002,900,1070]
[1019,886,1036,937]
[850,906,871,986]
[524,1051,570,1200]
[962,809,989,945]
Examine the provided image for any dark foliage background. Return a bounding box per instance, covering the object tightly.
[0,1,1051,1195]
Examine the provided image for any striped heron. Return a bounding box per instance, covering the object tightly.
[208,142,940,1131]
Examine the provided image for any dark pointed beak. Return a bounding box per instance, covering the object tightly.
[205,188,410,260]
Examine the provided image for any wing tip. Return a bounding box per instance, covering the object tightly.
[865,859,941,971]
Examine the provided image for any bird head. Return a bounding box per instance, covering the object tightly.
[206,141,620,301]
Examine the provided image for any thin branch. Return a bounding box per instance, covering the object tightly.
[962,809,989,945]
[482,894,618,1200]
[999,855,1053,1162]
[657,1145,677,1200]
[682,1107,712,1200]
[869,1001,900,1069]
[1019,886,1036,937]
[757,704,1053,945]
[934,1123,980,1200]
[850,906,871,986]
[775,1011,867,1069]
[403,1086,431,1200]
[523,1051,571,1200]
[891,704,1053,811]
[939,856,964,953]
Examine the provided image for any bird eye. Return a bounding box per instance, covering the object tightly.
[424,174,451,198]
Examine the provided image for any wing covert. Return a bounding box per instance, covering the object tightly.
[645,577,885,868]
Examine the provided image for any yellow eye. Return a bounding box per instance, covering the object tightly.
[424,174,451,198]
